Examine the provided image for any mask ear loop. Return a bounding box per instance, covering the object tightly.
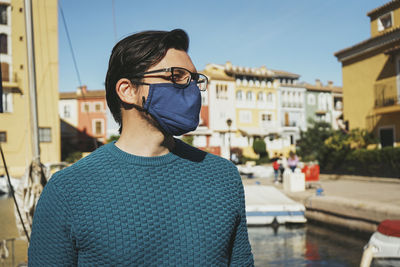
[142,96,148,114]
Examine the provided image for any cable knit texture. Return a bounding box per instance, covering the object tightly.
[28,139,254,266]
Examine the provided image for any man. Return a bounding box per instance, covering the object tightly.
[28,29,254,266]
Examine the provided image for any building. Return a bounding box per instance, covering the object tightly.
[278,79,306,154]
[304,80,343,130]
[0,0,60,177]
[59,86,107,159]
[335,0,400,147]
[194,62,303,159]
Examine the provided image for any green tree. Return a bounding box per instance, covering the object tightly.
[296,119,333,163]
[253,138,269,164]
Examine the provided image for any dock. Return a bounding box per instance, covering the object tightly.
[244,185,306,225]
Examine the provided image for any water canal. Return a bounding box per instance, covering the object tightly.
[1,195,370,266]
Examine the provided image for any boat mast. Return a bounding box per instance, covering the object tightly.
[24,0,40,164]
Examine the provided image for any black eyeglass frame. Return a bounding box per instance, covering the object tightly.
[129,67,208,91]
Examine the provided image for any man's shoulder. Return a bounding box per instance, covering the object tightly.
[49,144,110,186]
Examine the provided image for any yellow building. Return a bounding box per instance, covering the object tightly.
[0,0,60,176]
[200,62,300,159]
[335,0,400,147]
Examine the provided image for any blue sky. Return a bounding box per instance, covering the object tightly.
[58,0,388,92]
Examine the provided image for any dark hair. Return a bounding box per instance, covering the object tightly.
[105,29,189,133]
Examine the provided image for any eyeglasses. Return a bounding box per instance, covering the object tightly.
[130,67,208,91]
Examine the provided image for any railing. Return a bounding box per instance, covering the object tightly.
[374,82,399,108]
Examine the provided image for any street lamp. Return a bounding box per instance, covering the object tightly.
[226,118,232,160]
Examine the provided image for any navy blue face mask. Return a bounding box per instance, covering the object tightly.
[142,81,202,136]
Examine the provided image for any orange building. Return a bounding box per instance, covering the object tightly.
[59,86,107,157]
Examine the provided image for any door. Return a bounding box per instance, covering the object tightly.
[380,128,394,147]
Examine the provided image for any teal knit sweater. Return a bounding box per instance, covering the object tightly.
[28,140,254,266]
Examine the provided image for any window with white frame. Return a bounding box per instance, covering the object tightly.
[267,92,273,103]
[307,94,315,106]
[93,119,104,136]
[261,113,272,122]
[82,102,90,112]
[0,5,7,25]
[39,127,52,142]
[94,102,103,112]
[246,91,254,101]
[378,12,392,31]
[63,105,71,118]
[216,84,228,99]
[257,92,266,102]
[239,110,252,123]
[236,90,243,101]
[201,91,208,105]
[2,91,13,112]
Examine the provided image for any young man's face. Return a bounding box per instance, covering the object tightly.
[135,49,198,134]
[138,48,197,99]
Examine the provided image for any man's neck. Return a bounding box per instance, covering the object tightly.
[115,116,175,157]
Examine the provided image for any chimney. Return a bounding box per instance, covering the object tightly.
[225,61,232,70]
[315,79,322,87]
[328,81,333,88]
[77,85,87,96]
[81,85,87,94]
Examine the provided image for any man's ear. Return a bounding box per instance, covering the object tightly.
[115,78,140,105]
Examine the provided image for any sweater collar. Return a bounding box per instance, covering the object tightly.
[104,139,182,166]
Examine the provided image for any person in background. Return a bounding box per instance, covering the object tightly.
[279,153,287,182]
[28,29,254,266]
[271,153,280,184]
[288,151,299,172]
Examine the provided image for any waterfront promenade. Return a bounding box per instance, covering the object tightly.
[242,173,400,233]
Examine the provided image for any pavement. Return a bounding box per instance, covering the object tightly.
[242,173,400,233]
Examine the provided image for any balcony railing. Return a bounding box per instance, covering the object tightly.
[374,82,399,108]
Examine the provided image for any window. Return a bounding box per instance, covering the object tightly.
[201,91,208,105]
[378,13,392,31]
[63,105,71,118]
[82,102,90,112]
[0,131,6,142]
[267,93,273,103]
[39,128,52,142]
[2,91,12,112]
[257,92,265,102]
[261,114,272,122]
[94,102,103,112]
[236,90,243,101]
[0,5,7,25]
[1,62,9,82]
[246,91,254,101]
[93,119,104,135]
[0,34,7,54]
[239,110,252,123]
[216,84,228,99]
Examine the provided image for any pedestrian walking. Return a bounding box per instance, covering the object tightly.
[288,151,299,173]
[28,29,254,266]
[271,153,280,184]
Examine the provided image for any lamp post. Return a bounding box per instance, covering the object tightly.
[226,118,232,161]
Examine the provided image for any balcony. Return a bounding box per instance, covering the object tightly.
[374,82,400,114]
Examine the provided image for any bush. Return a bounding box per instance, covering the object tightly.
[65,151,83,163]
[298,120,398,178]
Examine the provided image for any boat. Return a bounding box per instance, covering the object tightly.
[244,185,307,225]
[0,175,20,195]
[360,220,400,267]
